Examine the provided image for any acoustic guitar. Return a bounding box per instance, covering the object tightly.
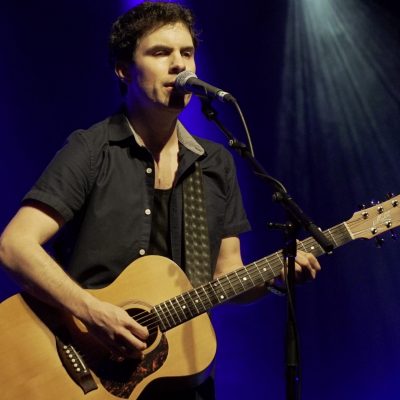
[1,195,399,399]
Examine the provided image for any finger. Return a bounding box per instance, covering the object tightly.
[126,319,149,340]
[296,252,321,275]
[305,252,321,271]
[295,255,313,277]
[292,259,315,282]
[112,332,148,359]
[293,263,314,282]
[120,329,148,351]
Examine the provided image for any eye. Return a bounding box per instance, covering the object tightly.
[153,50,167,57]
[150,47,172,57]
[182,49,194,58]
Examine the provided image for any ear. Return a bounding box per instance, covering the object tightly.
[114,61,132,83]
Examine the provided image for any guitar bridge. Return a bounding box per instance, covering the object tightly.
[56,336,98,394]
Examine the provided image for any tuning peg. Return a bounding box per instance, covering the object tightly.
[386,192,395,200]
[357,203,369,219]
[375,237,385,248]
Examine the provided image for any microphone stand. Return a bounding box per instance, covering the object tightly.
[200,98,333,400]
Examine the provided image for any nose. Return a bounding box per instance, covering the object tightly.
[169,51,186,74]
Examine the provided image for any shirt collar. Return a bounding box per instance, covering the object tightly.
[108,113,204,156]
[176,121,205,156]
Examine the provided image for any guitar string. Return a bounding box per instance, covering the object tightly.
[130,258,283,329]
[129,241,362,330]
[129,240,336,329]
[132,244,297,325]
[123,216,398,330]
[127,225,354,328]
[139,246,284,332]
[133,226,354,329]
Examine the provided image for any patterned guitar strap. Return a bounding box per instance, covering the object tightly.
[182,161,211,288]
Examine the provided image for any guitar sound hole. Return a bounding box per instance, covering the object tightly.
[127,308,159,347]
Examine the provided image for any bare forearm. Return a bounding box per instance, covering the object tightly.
[0,205,148,357]
[0,235,95,319]
[0,235,148,356]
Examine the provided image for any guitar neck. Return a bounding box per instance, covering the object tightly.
[153,222,352,332]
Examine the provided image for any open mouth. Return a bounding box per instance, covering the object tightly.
[164,81,176,88]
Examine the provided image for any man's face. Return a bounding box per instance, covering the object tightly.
[126,22,196,111]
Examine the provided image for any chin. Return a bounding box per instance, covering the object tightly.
[167,92,191,110]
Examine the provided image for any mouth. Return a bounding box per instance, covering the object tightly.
[164,81,176,88]
[164,82,187,97]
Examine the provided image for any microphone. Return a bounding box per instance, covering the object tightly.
[175,71,235,103]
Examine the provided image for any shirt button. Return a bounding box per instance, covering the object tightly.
[146,167,153,174]
[145,208,151,215]
[139,249,146,256]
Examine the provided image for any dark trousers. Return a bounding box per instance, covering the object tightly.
[141,376,215,400]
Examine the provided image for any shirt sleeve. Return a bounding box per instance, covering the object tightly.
[221,149,251,238]
[23,130,94,222]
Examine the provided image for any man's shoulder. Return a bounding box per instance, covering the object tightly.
[67,113,130,148]
[192,135,233,162]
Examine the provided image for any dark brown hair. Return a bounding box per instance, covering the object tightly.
[109,1,198,65]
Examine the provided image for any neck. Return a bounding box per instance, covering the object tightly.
[125,102,181,155]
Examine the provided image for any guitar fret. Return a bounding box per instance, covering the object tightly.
[169,299,182,323]
[160,301,176,328]
[201,285,214,308]
[183,291,200,315]
[262,264,274,282]
[167,301,179,326]
[216,278,229,298]
[211,278,229,302]
[252,261,266,284]
[219,275,237,298]
[153,305,167,332]
[298,241,308,252]
[297,223,352,257]
[326,229,338,248]
[206,283,220,305]
[159,303,171,329]
[234,270,246,291]
[193,288,207,312]
[237,269,254,291]
[176,294,193,320]
[225,274,237,295]
[277,252,284,267]
[305,240,318,254]
[332,224,352,247]
[265,257,278,279]
[245,266,256,287]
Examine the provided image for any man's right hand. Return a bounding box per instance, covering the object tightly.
[78,298,149,359]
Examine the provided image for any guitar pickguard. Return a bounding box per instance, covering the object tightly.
[99,334,168,399]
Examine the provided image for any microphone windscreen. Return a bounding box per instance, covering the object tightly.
[175,71,197,89]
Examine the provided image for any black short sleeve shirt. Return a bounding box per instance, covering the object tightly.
[23,113,251,288]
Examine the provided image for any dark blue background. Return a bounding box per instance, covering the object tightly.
[1,1,399,399]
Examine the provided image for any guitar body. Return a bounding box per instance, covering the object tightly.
[0,256,217,400]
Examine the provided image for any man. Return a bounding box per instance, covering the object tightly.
[0,2,320,399]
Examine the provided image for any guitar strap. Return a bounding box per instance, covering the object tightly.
[182,161,212,288]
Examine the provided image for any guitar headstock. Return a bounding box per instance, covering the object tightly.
[346,194,400,240]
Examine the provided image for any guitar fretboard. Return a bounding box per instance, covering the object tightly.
[153,222,352,332]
